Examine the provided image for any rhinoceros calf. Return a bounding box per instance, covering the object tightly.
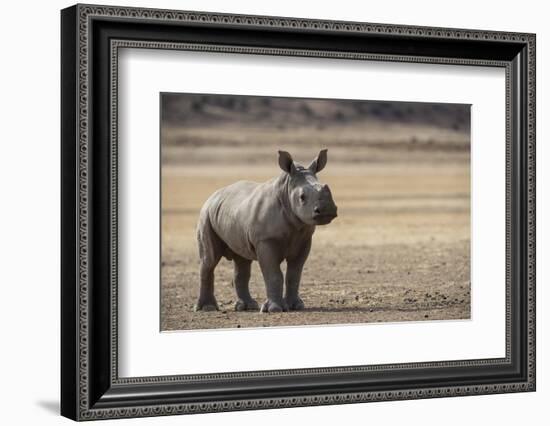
[194,149,338,313]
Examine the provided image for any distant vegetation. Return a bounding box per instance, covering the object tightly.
[161,93,470,133]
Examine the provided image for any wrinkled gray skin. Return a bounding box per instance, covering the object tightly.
[194,149,338,313]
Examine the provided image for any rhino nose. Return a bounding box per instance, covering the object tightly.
[313,205,337,218]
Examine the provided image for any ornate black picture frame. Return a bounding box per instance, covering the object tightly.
[61,4,536,421]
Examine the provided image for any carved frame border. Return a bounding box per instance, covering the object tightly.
[62,3,535,420]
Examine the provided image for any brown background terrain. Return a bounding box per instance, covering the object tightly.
[160,95,471,331]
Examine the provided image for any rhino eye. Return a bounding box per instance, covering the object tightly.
[299,193,306,203]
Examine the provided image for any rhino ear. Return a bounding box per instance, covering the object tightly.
[308,149,328,173]
[278,150,295,174]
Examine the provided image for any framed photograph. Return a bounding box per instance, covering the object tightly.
[61,4,536,421]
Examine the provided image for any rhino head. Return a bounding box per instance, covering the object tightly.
[278,149,338,226]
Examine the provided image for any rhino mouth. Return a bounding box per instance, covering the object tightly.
[313,213,337,225]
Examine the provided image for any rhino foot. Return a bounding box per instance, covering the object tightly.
[234,299,259,312]
[194,298,219,312]
[285,297,305,311]
[260,299,288,313]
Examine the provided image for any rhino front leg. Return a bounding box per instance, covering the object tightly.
[232,256,259,311]
[285,238,311,311]
[257,241,287,313]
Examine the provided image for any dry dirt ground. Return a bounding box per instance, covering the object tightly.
[161,158,470,331]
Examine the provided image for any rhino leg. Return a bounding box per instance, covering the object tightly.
[257,241,288,313]
[284,238,311,311]
[194,213,222,312]
[232,256,259,311]
[194,263,220,312]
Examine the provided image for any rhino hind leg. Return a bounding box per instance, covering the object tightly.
[232,256,259,311]
[194,213,223,312]
[194,262,221,312]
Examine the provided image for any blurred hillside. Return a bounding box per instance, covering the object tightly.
[160,93,470,166]
[161,93,470,132]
